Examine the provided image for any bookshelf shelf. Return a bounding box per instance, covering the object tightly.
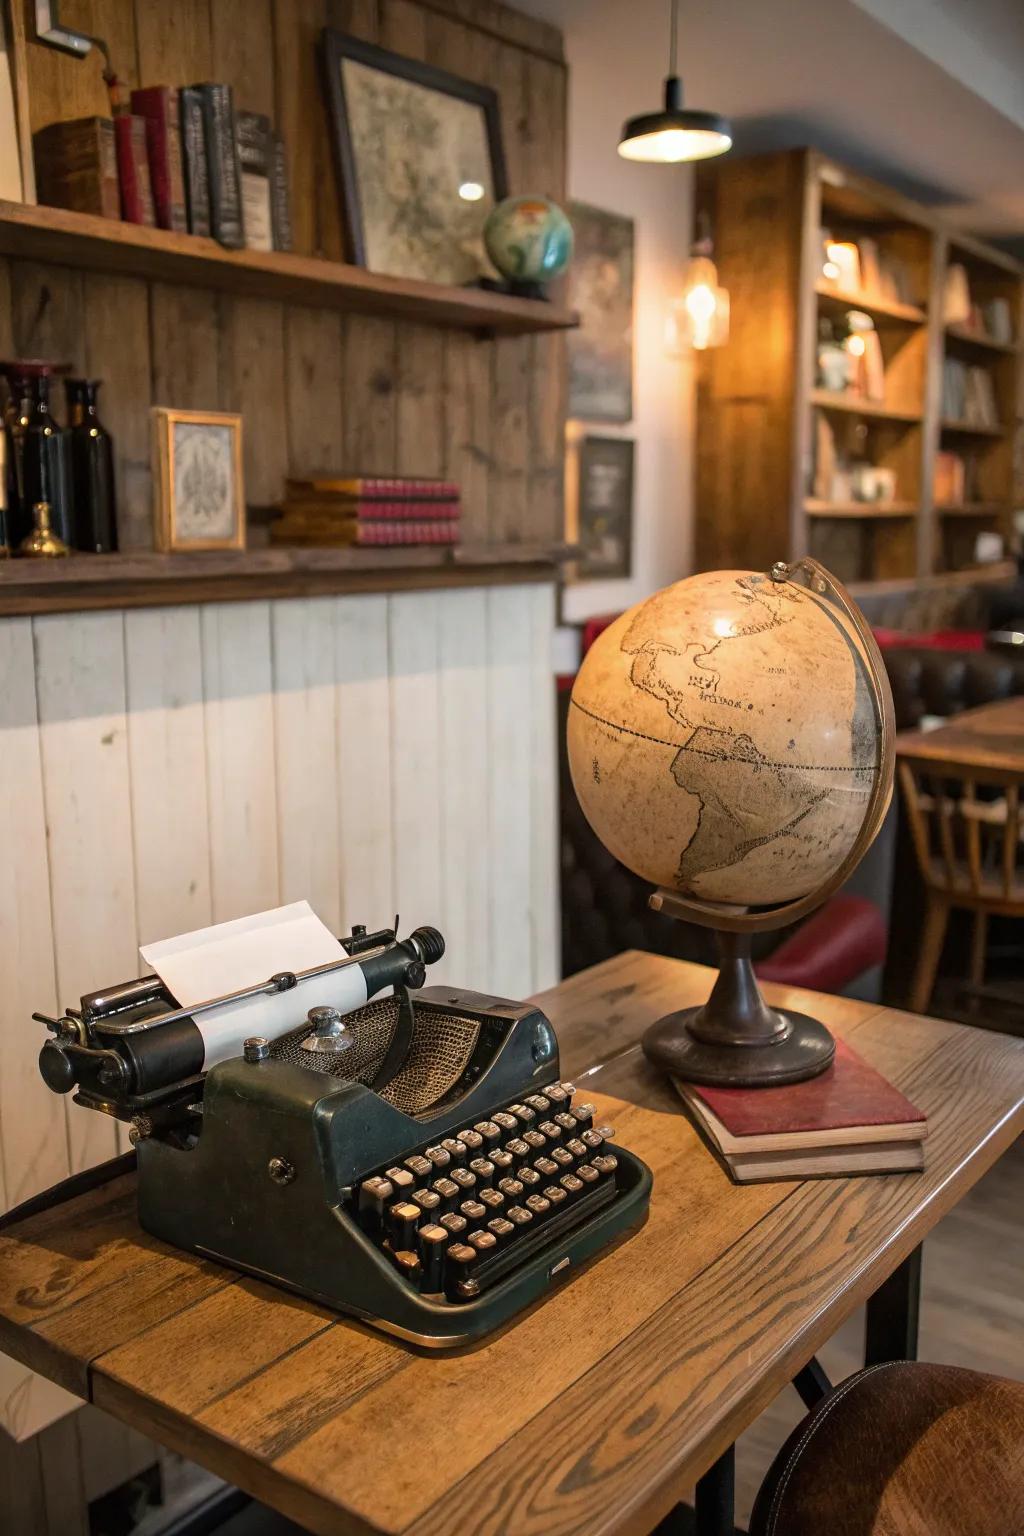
[940,418,1006,438]
[804,500,918,519]
[810,390,922,423]
[0,199,578,337]
[815,283,926,326]
[944,323,1018,355]
[937,503,1007,518]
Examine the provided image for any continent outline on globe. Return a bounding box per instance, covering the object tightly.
[567,570,881,906]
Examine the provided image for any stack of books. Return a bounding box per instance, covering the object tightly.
[673,1037,927,1182]
[270,477,462,548]
[942,359,999,428]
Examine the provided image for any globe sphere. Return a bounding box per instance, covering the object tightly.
[567,568,885,907]
[484,195,573,284]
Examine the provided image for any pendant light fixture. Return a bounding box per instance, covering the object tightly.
[665,211,730,354]
[618,0,731,164]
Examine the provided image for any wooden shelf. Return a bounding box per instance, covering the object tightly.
[0,544,563,617]
[944,323,1018,355]
[940,418,1007,437]
[0,200,578,337]
[936,502,1006,518]
[811,390,922,423]
[815,282,926,325]
[804,499,917,519]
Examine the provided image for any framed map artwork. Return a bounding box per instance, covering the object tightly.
[567,202,634,423]
[151,408,245,552]
[321,31,508,284]
[568,435,635,581]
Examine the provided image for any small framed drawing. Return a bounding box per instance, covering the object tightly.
[321,29,507,284]
[151,408,245,552]
[568,435,635,581]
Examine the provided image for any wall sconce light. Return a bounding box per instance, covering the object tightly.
[666,214,729,355]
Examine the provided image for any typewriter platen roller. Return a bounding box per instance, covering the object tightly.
[36,922,652,1346]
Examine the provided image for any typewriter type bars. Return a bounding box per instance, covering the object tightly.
[353,1082,619,1301]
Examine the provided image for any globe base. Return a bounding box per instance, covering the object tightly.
[642,1006,835,1088]
[641,925,836,1087]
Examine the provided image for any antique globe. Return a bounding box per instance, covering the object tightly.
[484,195,573,290]
[567,559,894,1086]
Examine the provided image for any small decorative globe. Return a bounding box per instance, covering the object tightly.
[484,195,573,284]
[568,567,886,909]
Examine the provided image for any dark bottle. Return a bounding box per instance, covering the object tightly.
[65,379,117,553]
[22,373,74,548]
[2,370,32,549]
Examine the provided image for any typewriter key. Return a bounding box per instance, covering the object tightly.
[425,1144,451,1170]
[418,1224,449,1292]
[386,1166,415,1192]
[450,1167,476,1191]
[392,1249,422,1285]
[554,1112,577,1133]
[506,1204,533,1228]
[490,1148,514,1173]
[545,1084,569,1106]
[457,1128,483,1153]
[526,1094,551,1114]
[431,1176,459,1211]
[388,1201,422,1249]
[581,1128,605,1153]
[358,1176,394,1236]
[572,1103,596,1131]
[518,1166,541,1188]
[479,1187,505,1211]
[560,1172,584,1195]
[441,1137,467,1165]
[467,1229,497,1256]
[576,1163,599,1185]
[487,1216,515,1244]
[439,1212,468,1237]
[444,1244,480,1300]
[469,1156,495,1184]
[525,1193,551,1217]
[544,1185,568,1207]
[538,1120,562,1142]
[505,1137,530,1169]
[523,1129,547,1152]
[405,1154,433,1181]
[534,1156,558,1178]
[412,1188,441,1217]
[508,1103,535,1125]
[460,1199,486,1222]
[565,1138,588,1160]
[492,1111,518,1133]
[473,1121,501,1149]
[597,1125,616,1142]
[550,1146,573,1168]
[592,1154,619,1177]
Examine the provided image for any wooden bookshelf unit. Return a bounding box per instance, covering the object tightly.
[695,148,1022,588]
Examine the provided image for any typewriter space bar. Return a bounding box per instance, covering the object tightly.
[469,1182,616,1295]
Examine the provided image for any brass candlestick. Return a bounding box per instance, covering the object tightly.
[20,501,70,558]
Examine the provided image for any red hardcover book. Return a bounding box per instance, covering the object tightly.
[674,1039,927,1182]
[114,114,155,226]
[286,475,461,501]
[130,87,188,232]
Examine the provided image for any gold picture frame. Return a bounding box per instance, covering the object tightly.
[151,407,246,552]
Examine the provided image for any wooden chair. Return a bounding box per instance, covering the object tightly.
[898,755,1024,1013]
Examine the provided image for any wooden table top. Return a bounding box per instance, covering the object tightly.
[2,953,1023,1536]
[895,696,1024,775]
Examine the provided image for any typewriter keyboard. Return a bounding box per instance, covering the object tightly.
[350,1081,622,1302]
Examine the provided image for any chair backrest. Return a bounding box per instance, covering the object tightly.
[898,757,1024,909]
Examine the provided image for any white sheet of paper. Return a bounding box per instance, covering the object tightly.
[140,902,368,1068]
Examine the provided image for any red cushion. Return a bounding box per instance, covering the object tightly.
[753,894,887,994]
[873,627,985,651]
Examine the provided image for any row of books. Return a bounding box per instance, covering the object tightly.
[820,230,916,307]
[34,84,290,253]
[943,264,1014,343]
[942,358,999,428]
[270,477,463,549]
[934,450,982,506]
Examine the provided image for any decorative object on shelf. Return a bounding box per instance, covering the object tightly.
[850,464,896,504]
[0,17,25,201]
[321,30,507,283]
[193,83,244,249]
[180,86,211,237]
[820,231,915,308]
[567,558,894,1086]
[567,202,634,423]
[270,474,462,548]
[665,211,729,354]
[236,111,273,253]
[568,435,634,580]
[65,378,117,553]
[151,407,244,552]
[130,86,187,233]
[0,432,9,556]
[943,262,971,326]
[5,364,75,550]
[618,0,731,163]
[33,115,119,219]
[482,196,573,299]
[19,500,69,557]
[816,317,851,394]
[270,133,292,252]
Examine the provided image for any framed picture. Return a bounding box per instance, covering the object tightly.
[567,202,635,423]
[321,29,507,284]
[151,408,245,552]
[568,435,635,581]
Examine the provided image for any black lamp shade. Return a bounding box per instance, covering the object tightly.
[618,76,732,164]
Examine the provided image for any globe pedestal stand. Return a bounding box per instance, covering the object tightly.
[641,922,836,1089]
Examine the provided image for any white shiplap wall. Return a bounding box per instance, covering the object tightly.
[0,580,559,1440]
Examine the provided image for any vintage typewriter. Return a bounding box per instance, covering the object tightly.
[36,920,651,1346]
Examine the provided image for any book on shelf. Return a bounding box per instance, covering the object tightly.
[934,449,967,505]
[286,475,462,500]
[673,1037,927,1183]
[179,86,211,237]
[130,87,187,233]
[236,110,273,253]
[270,133,292,253]
[33,115,119,219]
[285,496,462,520]
[270,515,461,547]
[819,231,914,307]
[942,358,999,428]
[192,83,244,248]
[811,410,838,501]
[982,297,1013,345]
[943,262,972,325]
[114,113,156,226]
[858,330,885,403]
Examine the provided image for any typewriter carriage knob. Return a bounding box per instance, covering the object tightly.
[301,1004,355,1056]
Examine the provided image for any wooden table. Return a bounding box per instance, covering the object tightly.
[894,695,1024,774]
[2,953,1022,1536]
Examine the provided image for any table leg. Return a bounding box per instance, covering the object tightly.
[695,1444,735,1536]
[864,1244,922,1366]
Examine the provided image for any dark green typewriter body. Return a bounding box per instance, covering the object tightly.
[136,985,652,1345]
